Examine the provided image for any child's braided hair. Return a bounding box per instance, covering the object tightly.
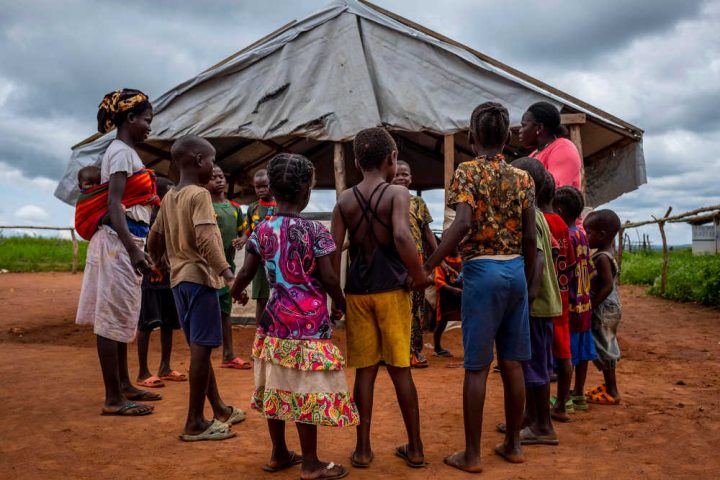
[266,153,314,203]
[469,101,510,148]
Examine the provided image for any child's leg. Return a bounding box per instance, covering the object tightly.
[523,383,536,428]
[444,366,489,471]
[353,364,380,464]
[136,329,152,380]
[572,361,589,397]
[386,365,424,463]
[205,364,232,422]
[531,383,555,436]
[118,341,157,398]
[158,327,174,377]
[434,310,457,354]
[185,343,214,434]
[296,422,347,478]
[554,359,573,414]
[221,312,236,363]
[498,359,525,460]
[264,419,295,468]
[96,336,130,408]
[602,367,620,399]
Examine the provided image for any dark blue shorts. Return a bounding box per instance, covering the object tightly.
[570,330,597,366]
[172,282,223,347]
[461,257,531,370]
[522,317,554,386]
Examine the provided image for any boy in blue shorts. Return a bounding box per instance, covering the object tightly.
[425,102,537,472]
[148,135,244,441]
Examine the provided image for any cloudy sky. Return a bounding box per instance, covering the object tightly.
[1,0,718,245]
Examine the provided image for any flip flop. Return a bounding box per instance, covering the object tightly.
[350,451,374,468]
[586,384,607,397]
[550,395,575,415]
[494,443,524,464]
[126,390,163,402]
[136,375,165,388]
[179,419,236,442]
[394,445,426,468]
[101,402,153,416]
[220,357,252,370]
[262,451,303,472]
[519,427,559,446]
[300,462,348,480]
[410,355,429,369]
[220,406,246,425]
[496,422,507,434]
[571,395,589,411]
[159,370,187,382]
[432,349,453,357]
[586,390,621,405]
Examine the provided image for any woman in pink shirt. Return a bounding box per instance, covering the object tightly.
[519,102,583,191]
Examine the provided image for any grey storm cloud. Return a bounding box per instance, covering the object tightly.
[0,0,718,241]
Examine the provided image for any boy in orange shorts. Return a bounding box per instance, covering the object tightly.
[331,127,430,469]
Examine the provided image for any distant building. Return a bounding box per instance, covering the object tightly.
[691,215,719,255]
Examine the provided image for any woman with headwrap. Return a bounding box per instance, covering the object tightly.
[76,89,161,416]
[519,101,583,191]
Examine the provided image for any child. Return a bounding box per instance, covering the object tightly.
[538,172,576,422]
[511,157,562,446]
[148,135,244,441]
[231,153,357,479]
[78,165,101,191]
[331,127,429,469]
[76,89,160,417]
[239,170,276,327]
[205,165,252,370]
[584,209,623,405]
[136,177,187,388]
[424,102,537,471]
[553,186,597,412]
[433,242,462,357]
[392,160,439,368]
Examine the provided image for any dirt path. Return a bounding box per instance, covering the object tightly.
[0,273,718,479]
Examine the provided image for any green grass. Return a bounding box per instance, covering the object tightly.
[621,248,720,306]
[0,236,88,272]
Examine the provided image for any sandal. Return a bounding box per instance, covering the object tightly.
[301,462,348,480]
[221,357,252,370]
[586,384,607,397]
[571,395,589,411]
[394,445,426,468]
[179,419,236,442]
[101,402,153,416]
[221,406,246,425]
[350,451,374,468]
[159,370,187,382]
[126,390,163,402]
[411,353,429,369]
[136,375,164,388]
[586,390,620,405]
[550,395,575,414]
[262,451,303,472]
[432,349,453,357]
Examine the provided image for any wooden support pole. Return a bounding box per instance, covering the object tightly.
[567,124,586,196]
[652,207,673,295]
[70,228,79,275]
[333,142,346,199]
[443,134,455,231]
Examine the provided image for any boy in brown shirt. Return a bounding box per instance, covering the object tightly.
[148,135,245,441]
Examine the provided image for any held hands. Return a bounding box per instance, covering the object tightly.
[221,268,235,289]
[330,299,346,324]
[408,268,434,291]
[130,247,152,276]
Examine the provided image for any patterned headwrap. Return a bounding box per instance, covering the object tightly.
[97,89,149,134]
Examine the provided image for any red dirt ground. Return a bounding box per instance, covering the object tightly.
[1,272,719,479]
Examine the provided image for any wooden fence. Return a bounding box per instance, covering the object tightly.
[0,225,80,274]
[618,204,720,293]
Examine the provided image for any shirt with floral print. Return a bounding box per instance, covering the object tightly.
[447,154,535,260]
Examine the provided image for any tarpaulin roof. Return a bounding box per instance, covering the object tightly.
[56,0,646,207]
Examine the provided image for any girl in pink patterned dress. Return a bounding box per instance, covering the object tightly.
[232,153,358,480]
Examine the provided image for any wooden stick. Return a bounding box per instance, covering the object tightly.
[443,134,455,230]
[0,226,74,231]
[70,228,79,275]
[333,142,346,198]
[568,124,586,197]
[623,204,720,229]
[652,207,672,295]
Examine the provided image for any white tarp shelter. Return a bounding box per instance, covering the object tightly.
[56,0,646,207]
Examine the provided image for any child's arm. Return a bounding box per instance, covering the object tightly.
[196,224,234,287]
[390,187,430,289]
[316,256,346,314]
[527,249,544,305]
[330,203,347,279]
[521,205,537,290]
[425,203,472,271]
[230,249,260,303]
[591,253,614,306]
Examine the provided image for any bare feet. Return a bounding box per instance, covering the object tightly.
[494,442,524,464]
[350,450,374,468]
[443,450,483,473]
